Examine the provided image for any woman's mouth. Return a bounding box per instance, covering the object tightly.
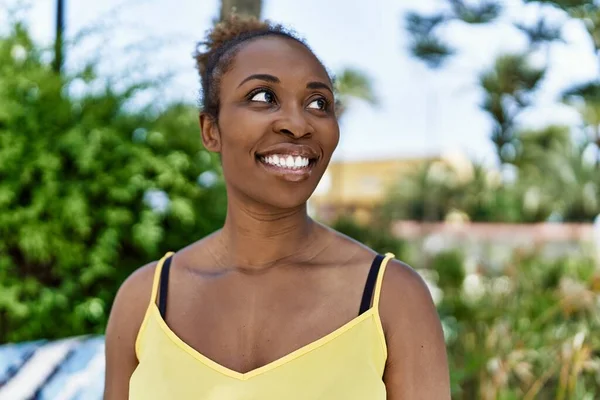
[257,154,316,181]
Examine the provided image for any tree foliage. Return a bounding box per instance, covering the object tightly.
[515,17,565,48]
[379,124,600,223]
[0,22,226,342]
[404,1,503,69]
[448,0,503,25]
[479,54,546,163]
[399,0,600,222]
[405,12,455,69]
[333,67,378,119]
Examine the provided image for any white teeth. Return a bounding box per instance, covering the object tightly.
[261,154,311,169]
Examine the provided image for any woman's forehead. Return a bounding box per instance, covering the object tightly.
[224,37,330,85]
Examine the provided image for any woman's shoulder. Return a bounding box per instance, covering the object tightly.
[376,256,445,367]
[104,258,166,397]
[325,221,420,277]
[326,222,435,324]
[105,259,162,350]
[112,260,160,313]
[380,258,433,314]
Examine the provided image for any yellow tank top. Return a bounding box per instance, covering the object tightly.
[129,252,394,399]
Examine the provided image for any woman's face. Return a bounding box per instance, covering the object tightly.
[203,36,339,210]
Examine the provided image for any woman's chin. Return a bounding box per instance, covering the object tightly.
[251,190,313,211]
[269,196,312,211]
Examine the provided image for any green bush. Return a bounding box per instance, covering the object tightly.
[431,249,465,291]
[0,23,226,342]
[438,250,600,399]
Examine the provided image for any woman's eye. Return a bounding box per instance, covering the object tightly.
[308,98,328,110]
[250,90,275,103]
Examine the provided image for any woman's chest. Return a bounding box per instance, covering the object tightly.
[164,290,360,375]
[163,263,365,375]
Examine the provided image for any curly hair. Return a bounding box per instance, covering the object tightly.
[194,15,329,120]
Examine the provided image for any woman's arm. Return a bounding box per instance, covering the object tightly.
[381,260,451,399]
[104,263,156,400]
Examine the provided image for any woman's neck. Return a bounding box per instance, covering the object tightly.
[214,198,320,270]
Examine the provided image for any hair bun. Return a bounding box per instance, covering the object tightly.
[195,14,275,76]
[209,15,271,50]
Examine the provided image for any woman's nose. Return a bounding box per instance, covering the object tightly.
[273,106,313,139]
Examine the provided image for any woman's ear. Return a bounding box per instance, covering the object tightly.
[200,113,221,152]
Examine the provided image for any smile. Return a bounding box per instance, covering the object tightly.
[261,154,310,169]
[257,154,316,181]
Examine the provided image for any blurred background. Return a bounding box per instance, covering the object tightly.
[1,0,600,398]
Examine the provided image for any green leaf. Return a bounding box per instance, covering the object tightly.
[449,0,503,24]
[0,21,226,343]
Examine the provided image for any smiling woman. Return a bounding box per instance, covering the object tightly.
[197,19,339,207]
[103,14,450,400]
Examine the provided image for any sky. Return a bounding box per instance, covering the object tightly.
[3,0,599,165]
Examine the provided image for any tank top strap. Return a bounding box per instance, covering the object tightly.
[135,251,175,359]
[373,253,394,310]
[150,252,175,307]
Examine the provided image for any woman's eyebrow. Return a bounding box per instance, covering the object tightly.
[238,74,280,87]
[307,81,333,95]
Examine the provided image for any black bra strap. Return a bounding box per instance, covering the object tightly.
[158,255,173,319]
[358,254,385,315]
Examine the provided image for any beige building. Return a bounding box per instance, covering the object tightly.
[309,156,436,223]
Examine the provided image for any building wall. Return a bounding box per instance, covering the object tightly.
[392,220,599,268]
[310,156,435,222]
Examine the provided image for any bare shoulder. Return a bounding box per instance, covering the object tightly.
[379,258,440,341]
[381,259,432,312]
[104,260,160,399]
[106,260,159,337]
[379,258,451,399]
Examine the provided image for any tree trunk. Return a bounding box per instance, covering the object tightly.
[53,0,65,74]
[595,124,600,168]
[220,0,262,21]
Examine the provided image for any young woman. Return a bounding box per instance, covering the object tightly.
[104,15,450,400]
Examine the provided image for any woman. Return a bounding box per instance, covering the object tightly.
[104,15,450,399]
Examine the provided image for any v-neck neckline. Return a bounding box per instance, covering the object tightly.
[148,303,381,381]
